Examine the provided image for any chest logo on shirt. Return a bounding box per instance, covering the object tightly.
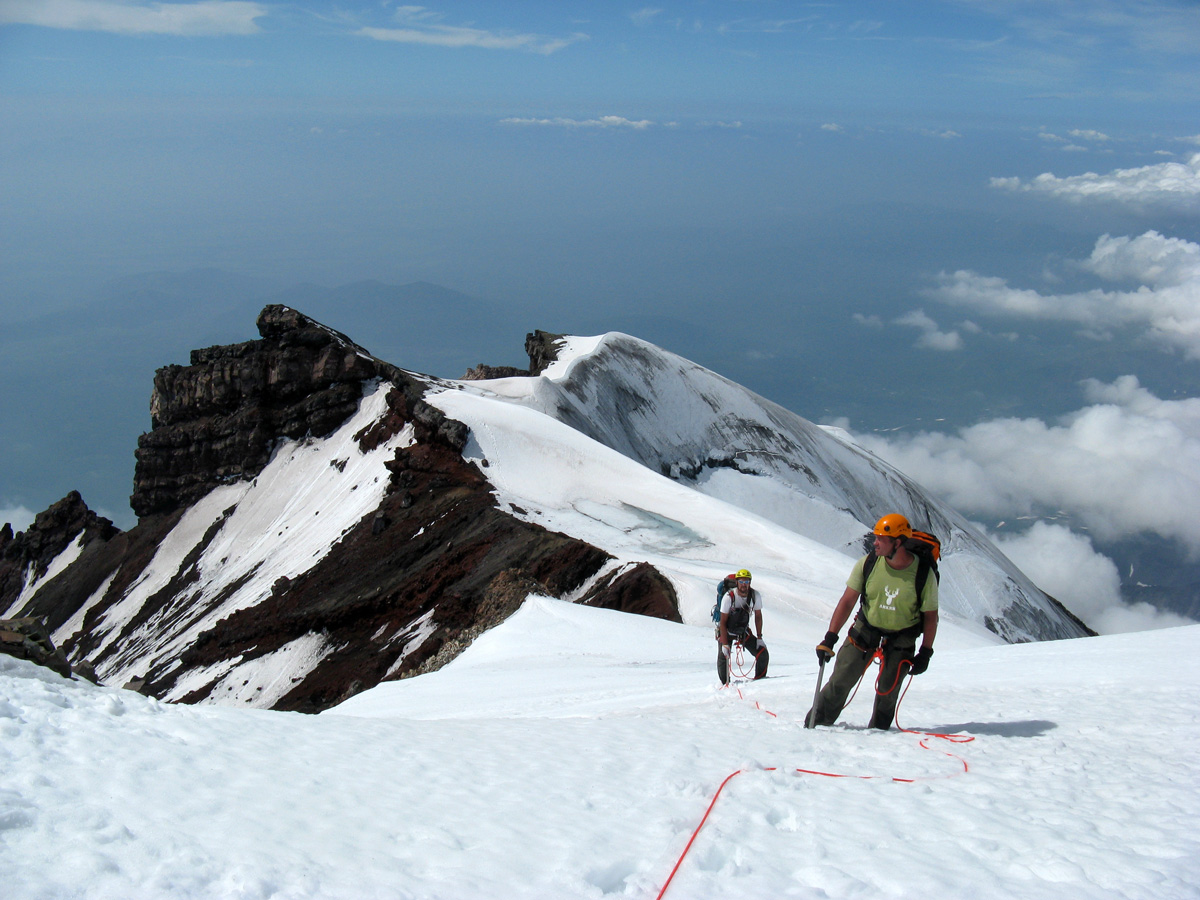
[882,585,900,610]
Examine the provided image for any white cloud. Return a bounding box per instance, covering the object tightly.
[990,522,1191,634]
[630,7,662,27]
[851,377,1200,631]
[852,376,1200,555]
[1085,230,1200,286]
[1069,129,1111,142]
[894,309,964,351]
[500,116,653,129]
[990,153,1200,209]
[0,0,266,35]
[1,504,35,532]
[852,312,883,328]
[358,8,586,54]
[717,17,820,36]
[929,231,1200,358]
[820,123,844,133]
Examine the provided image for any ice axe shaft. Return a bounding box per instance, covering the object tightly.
[805,657,826,728]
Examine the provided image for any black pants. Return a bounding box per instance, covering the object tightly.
[717,633,769,684]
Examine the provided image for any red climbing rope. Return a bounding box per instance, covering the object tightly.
[894,676,976,766]
[728,685,778,718]
[653,769,745,900]
[658,673,976,898]
[729,641,761,679]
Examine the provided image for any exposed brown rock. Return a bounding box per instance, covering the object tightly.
[0,617,73,679]
[131,305,462,518]
[581,562,681,622]
[0,492,121,634]
[152,429,612,713]
[461,364,529,380]
[460,329,565,380]
[525,330,565,376]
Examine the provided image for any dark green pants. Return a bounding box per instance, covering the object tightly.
[808,621,916,729]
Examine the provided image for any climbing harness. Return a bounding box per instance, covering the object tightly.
[720,636,766,684]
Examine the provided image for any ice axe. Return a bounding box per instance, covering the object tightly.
[804,657,826,729]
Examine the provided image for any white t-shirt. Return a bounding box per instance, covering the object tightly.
[720,587,761,615]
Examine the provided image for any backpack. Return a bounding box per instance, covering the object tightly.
[711,574,738,623]
[860,528,941,600]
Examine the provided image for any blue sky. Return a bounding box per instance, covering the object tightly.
[2,1,1197,298]
[2,1,1199,629]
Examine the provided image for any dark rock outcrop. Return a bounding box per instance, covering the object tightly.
[582,562,681,622]
[525,330,565,376]
[460,329,565,380]
[132,305,463,518]
[0,617,73,679]
[461,364,529,380]
[0,492,121,635]
[146,429,614,713]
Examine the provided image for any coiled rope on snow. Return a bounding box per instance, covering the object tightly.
[656,661,974,899]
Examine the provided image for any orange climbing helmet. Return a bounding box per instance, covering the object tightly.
[872,513,912,539]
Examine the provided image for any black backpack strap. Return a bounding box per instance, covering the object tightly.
[859,552,878,595]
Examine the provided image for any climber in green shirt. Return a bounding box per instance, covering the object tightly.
[807,513,939,730]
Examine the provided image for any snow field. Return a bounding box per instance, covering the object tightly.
[3,598,1198,899]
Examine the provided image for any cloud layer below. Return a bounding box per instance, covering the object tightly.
[851,375,1199,632]
[991,522,1192,634]
[991,152,1200,209]
[856,375,1200,552]
[929,230,1200,358]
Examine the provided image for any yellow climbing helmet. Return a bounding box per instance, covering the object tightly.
[872,514,912,539]
[735,568,752,581]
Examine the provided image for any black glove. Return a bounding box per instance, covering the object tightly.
[816,631,838,663]
[909,646,933,676]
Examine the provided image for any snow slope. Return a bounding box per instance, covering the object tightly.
[429,333,1089,642]
[4,601,1197,899]
[49,381,416,693]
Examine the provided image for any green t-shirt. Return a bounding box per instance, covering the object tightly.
[847,553,939,632]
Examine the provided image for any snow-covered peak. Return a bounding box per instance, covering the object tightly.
[435,332,1090,643]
